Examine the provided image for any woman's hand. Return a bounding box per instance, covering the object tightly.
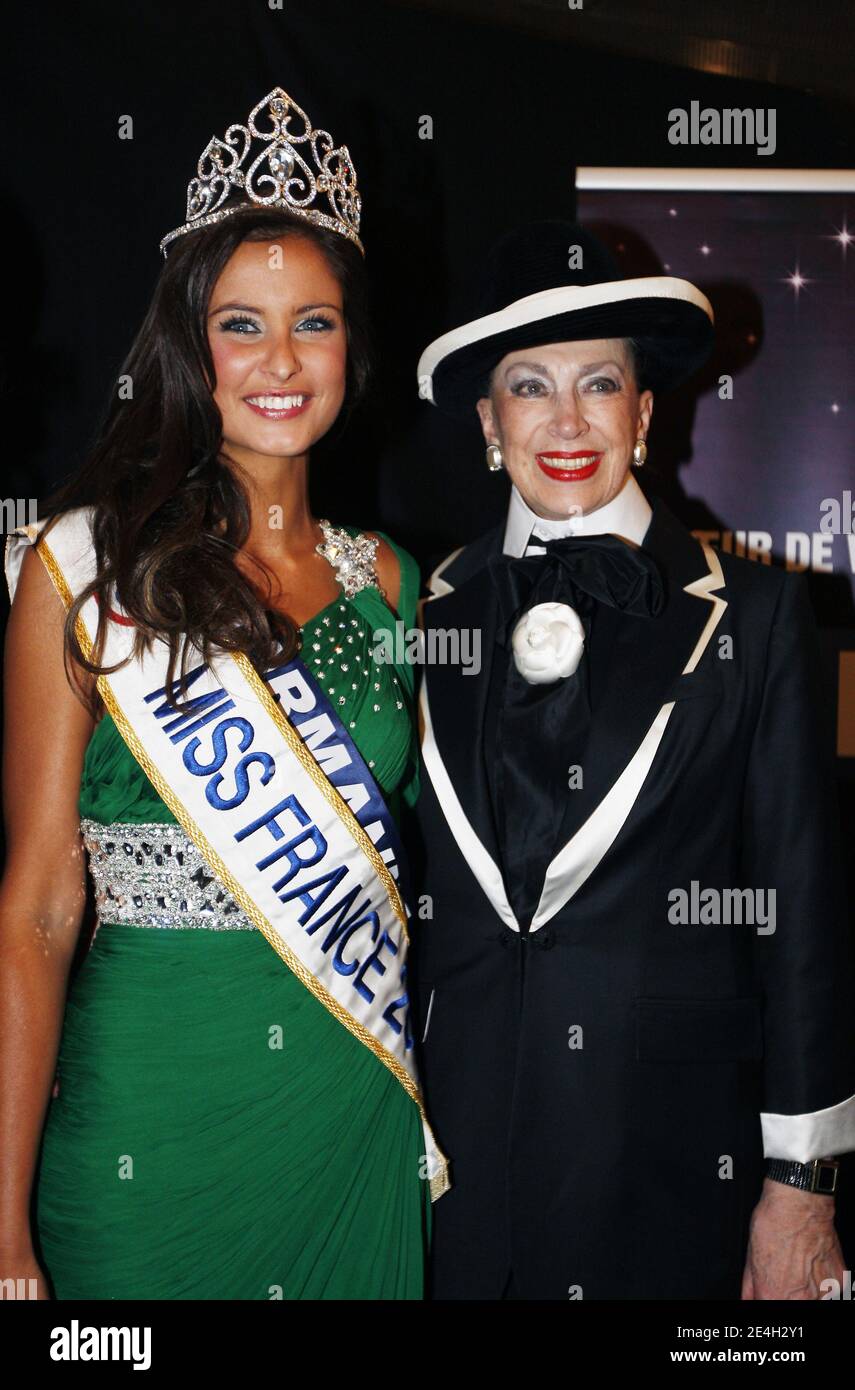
[0,1242,51,1299]
[741,1177,845,1299]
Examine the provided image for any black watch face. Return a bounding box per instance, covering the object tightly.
[816,1167,837,1193]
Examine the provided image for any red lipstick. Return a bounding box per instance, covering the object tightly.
[535,451,603,482]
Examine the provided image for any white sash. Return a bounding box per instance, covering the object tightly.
[5,507,449,1201]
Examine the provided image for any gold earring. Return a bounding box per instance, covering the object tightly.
[486,444,504,472]
[632,439,647,467]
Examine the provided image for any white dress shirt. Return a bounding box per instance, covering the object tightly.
[502,470,653,557]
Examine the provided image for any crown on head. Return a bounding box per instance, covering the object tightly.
[159,86,363,257]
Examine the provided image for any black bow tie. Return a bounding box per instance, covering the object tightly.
[487,532,665,643]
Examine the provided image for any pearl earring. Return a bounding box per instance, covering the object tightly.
[486,444,504,472]
[632,439,647,467]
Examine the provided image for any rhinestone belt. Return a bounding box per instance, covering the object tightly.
[79,819,256,931]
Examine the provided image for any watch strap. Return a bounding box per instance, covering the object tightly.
[765,1157,839,1194]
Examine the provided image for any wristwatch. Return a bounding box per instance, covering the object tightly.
[765,1156,840,1194]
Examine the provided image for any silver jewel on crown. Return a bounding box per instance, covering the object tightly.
[159,86,363,258]
[316,520,382,599]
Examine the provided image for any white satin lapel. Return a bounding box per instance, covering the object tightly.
[419,677,520,932]
[427,546,464,598]
[530,542,728,933]
[681,541,727,673]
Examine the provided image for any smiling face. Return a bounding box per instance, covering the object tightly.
[206,236,348,469]
[476,337,653,520]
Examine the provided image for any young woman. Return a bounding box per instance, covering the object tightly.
[0,87,443,1301]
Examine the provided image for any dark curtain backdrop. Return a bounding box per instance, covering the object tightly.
[3,0,855,1260]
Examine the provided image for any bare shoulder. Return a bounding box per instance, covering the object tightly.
[7,544,96,709]
[5,539,98,738]
[7,542,69,660]
[364,531,402,613]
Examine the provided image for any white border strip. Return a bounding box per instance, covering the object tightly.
[419,678,520,932]
[530,701,676,932]
[576,167,855,193]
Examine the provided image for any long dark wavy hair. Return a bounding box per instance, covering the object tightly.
[38,204,374,714]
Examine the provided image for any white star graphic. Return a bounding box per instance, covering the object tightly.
[781,264,814,297]
[825,219,853,256]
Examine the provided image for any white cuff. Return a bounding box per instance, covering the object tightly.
[761,1090,855,1161]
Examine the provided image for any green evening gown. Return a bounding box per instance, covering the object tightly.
[35,529,432,1300]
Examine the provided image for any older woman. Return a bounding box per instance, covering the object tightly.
[412,219,855,1300]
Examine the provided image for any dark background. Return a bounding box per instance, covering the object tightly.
[5,0,855,550]
[3,0,855,1277]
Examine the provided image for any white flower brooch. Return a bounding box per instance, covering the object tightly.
[511,602,586,684]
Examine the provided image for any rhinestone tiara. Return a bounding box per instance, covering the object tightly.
[159,86,363,258]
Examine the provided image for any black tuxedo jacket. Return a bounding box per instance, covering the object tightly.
[411,496,855,1300]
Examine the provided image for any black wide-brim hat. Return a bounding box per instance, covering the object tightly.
[417,220,715,418]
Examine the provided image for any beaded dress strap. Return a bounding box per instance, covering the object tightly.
[315,520,383,599]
